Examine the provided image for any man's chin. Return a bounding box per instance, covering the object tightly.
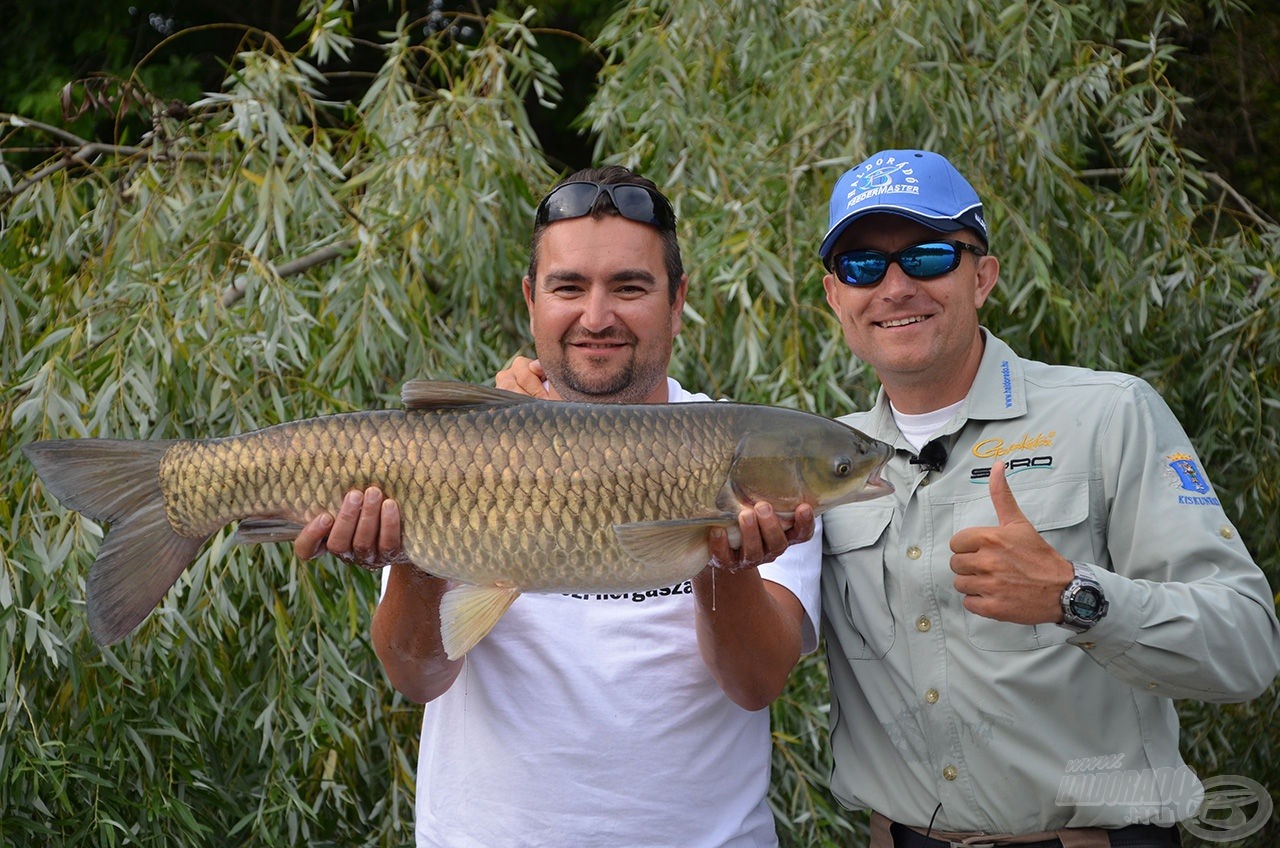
[551,364,629,399]
[562,380,633,402]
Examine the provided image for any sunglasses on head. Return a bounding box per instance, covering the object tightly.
[829,239,987,287]
[534,181,677,231]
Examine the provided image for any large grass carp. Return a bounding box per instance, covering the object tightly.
[24,380,893,658]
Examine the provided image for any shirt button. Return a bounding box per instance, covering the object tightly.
[1219,526,1235,540]
[907,545,923,560]
[943,765,959,781]
[925,688,940,704]
[916,616,932,633]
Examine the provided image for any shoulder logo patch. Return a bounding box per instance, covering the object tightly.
[1167,453,1209,494]
[1166,452,1221,506]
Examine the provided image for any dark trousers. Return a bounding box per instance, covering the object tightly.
[885,820,1181,848]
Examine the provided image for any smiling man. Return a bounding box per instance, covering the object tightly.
[519,181,683,404]
[816,149,1280,848]
[296,166,823,848]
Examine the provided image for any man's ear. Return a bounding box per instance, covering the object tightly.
[671,274,689,337]
[822,273,842,312]
[522,276,536,333]
[973,254,1000,309]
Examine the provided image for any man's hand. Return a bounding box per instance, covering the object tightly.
[696,501,814,709]
[294,486,406,569]
[708,502,815,572]
[496,356,560,399]
[949,461,1072,624]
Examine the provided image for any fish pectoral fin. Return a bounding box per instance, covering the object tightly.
[612,517,737,573]
[233,518,308,544]
[439,583,522,660]
[401,380,536,411]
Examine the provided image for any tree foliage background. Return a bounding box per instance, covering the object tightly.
[2,1,1277,846]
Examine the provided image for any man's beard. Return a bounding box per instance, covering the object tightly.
[560,360,639,400]
[551,336,668,404]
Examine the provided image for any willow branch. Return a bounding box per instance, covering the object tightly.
[1204,172,1274,228]
[1,112,216,199]
[1077,168,1273,228]
[220,240,359,307]
[1,112,96,147]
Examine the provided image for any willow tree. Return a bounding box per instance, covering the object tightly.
[2,2,1277,847]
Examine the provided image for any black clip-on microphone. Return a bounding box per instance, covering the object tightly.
[909,440,948,473]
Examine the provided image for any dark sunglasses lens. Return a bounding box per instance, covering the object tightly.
[835,252,890,287]
[536,182,673,229]
[898,243,962,278]
[537,183,600,225]
[607,185,658,224]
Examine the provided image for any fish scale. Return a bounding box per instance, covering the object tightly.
[23,380,894,654]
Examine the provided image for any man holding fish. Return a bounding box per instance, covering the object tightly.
[815,149,1280,847]
[25,163,894,845]
[295,166,871,847]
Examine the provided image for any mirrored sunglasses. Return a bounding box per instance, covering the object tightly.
[830,240,987,287]
[534,181,676,231]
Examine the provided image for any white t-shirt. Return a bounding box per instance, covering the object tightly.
[393,377,822,847]
[891,398,963,451]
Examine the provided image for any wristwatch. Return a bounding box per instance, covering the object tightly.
[1059,561,1109,632]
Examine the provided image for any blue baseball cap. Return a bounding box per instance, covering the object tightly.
[819,150,988,267]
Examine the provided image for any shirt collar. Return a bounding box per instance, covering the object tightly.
[965,330,1027,422]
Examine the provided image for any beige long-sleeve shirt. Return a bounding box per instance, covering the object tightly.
[822,332,1280,833]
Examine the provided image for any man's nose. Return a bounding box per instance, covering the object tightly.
[876,261,920,299]
[578,289,618,331]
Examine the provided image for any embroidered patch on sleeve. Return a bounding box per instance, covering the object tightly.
[1166,452,1221,506]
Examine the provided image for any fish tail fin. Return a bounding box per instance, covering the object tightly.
[23,439,207,645]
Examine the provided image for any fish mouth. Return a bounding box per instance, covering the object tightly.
[866,464,894,495]
[861,442,896,497]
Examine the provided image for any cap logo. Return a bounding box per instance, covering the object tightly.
[844,157,919,212]
[821,149,988,262]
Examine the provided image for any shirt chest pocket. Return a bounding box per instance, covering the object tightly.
[953,478,1093,651]
[823,504,896,660]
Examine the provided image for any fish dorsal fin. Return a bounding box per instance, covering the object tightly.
[401,380,535,411]
[438,583,522,660]
[612,516,738,575]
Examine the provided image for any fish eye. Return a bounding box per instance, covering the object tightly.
[833,456,853,477]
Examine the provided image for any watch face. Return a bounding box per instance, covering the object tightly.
[1070,586,1104,620]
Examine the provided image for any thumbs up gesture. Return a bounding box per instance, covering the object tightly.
[949,461,1075,624]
